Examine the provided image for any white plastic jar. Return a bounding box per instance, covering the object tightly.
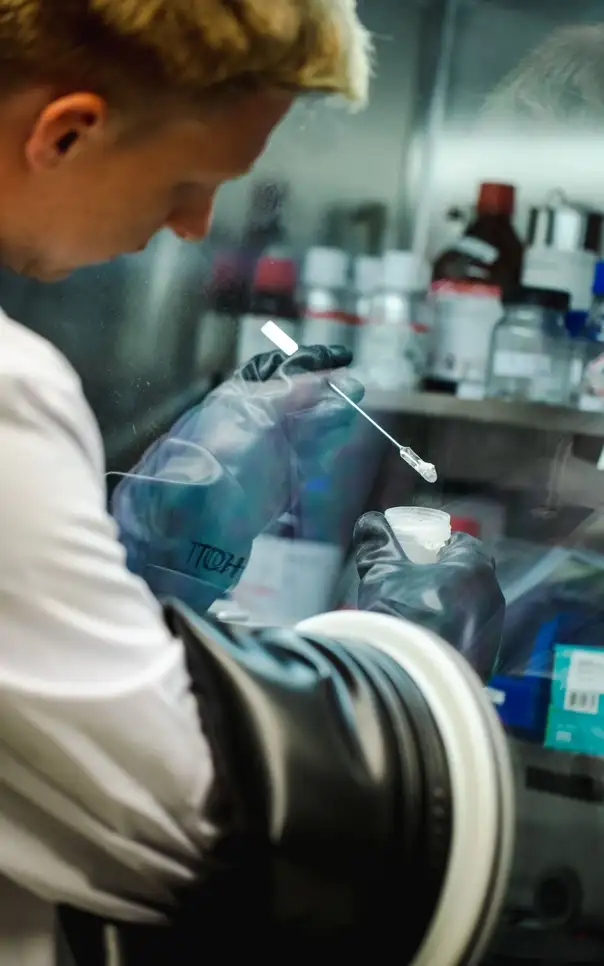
[385,507,452,564]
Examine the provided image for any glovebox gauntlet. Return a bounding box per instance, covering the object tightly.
[60,600,454,962]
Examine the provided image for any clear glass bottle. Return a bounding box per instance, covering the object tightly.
[486,286,572,405]
[565,310,589,408]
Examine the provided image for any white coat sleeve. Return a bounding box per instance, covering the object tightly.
[0,319,215,922]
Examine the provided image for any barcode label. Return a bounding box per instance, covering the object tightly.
[564,689,600,715]
[567,651,604,694]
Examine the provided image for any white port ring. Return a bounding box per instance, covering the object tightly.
[297,610,515,966]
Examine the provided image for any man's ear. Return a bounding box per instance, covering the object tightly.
[25,92,108,171]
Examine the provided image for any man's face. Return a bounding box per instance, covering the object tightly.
[0,87,293,281]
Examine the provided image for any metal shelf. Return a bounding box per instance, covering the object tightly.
[365,391,604,438]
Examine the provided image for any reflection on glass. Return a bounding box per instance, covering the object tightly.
[7,2,604,960]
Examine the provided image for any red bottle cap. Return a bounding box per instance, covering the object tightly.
[450,516,481,539]
[253,256,297,293]
[477,182,515,216]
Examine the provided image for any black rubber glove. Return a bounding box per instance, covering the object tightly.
[111,345,363,613]
[60,600,467,962]
[354,511,505,681]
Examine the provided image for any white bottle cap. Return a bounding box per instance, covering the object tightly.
[382,251,429,292]
[385,506,452,565]
[354,255,381,295]
[303,246,349,289]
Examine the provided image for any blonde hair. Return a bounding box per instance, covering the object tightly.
[0,0,372,109]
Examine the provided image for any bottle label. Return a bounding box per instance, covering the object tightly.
[570,356,584,388]
[456,381,485,400]
[584,352,604,396]
[428,281,501,382]
[355,303,420,390]
[579,393,604,412]
[448,237,499,265]
[493,351,552,378]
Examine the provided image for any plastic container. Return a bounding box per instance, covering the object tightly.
[349,255,381,377]
[301,246,354,350]
[450,516,481,539]
[523,195,599,312]
[355,250,429,390]
[354,255,382,314]
[385,506,452,564]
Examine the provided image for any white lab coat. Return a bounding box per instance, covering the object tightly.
[0,311,215,965]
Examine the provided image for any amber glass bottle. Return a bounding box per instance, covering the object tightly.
[424,182,524,395]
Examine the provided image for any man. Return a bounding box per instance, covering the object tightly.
[0,2,504,963]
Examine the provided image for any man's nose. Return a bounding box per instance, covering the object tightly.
[166,197,215,242]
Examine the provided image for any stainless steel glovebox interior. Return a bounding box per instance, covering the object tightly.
[33,1,604,963]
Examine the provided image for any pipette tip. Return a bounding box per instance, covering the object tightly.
[399,449,438,484]
[261,320,439,484]
[419,462,438,484]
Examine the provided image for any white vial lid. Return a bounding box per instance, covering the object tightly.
[354,255,381,295]
[382,250,429,292]
[385,507,451,564]
[303,246,349,289]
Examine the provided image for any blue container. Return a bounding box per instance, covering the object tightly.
[488,616,559,742]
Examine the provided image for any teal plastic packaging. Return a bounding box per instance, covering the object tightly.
[545,644,604,757]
